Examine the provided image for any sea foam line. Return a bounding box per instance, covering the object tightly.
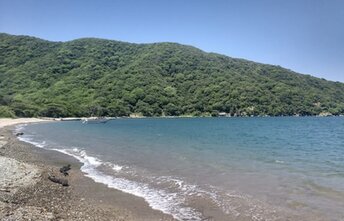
[54,148,202,221]
[15,124,202,220]
[15,124,279,220]
[15,129,47,148]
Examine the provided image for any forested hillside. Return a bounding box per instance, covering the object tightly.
[0,33,343,117]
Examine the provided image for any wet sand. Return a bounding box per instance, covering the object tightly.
[0,119,175,221]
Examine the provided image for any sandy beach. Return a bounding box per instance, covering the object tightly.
[0,118,175,221]
[0,118,51,128]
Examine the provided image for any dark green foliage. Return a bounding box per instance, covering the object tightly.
[0,106,15,118]
[0,33,344,117]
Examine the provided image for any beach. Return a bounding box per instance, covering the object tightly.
[1,117,343,221]
[0,118,175,221]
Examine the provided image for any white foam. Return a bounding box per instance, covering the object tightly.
[14,124,27,132]
[156,176,200,195]
[103,162,123,172]
[112,164,123,171]
[14,123,282,220]
[14,124,202,220]
[54,148,202,221]
[15,124,44,147]
[17,134,47,148]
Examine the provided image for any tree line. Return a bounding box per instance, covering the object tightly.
[1,33,344,118]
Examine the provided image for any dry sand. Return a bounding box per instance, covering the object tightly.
[0,118,50,129]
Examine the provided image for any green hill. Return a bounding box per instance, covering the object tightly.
[0,33,343,117]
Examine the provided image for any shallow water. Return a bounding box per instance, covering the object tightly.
[17,117,344,220]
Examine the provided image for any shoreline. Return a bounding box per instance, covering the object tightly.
[60,114,344,119]
[46,114,344,124]
[0,118,52,128]
[0,119,175,220]
[1,118,340,220]
[10,119,249,221]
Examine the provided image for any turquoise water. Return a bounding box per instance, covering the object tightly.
[17,117,344,220]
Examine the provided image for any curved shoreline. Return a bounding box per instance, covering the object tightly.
[1,118,339,221]
[0,118,175,220]
[0,118,52,128]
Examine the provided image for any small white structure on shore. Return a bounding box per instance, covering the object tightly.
[218,112,231,117]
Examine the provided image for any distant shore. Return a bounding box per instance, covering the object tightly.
[0,113,342,124]
[0,118,175,221]
[0,118,52,128]
[47,114,344,122]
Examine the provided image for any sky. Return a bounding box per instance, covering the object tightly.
[0,0,343,82]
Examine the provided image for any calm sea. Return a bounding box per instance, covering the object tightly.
[17,117,344,220]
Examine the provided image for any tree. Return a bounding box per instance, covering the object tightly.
[0,33,343,117]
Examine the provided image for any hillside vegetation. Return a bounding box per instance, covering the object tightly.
[0,33,344,117]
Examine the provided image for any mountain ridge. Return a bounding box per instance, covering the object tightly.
[0,33,343,117]
[1,33,338,81]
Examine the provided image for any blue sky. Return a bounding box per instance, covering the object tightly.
[1,0,343,82]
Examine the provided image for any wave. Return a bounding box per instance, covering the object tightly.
[15,125,48,148]
[15,124,202,220]
[14,123,282,220]
[54,148,287,220]
[54,148,202,221]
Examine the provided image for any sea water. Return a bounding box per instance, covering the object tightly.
[17,117,344,220]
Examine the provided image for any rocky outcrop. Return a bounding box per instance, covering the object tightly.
[48,175,69,187]
[60,164,71,176]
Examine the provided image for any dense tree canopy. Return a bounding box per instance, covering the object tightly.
[0,33,344,117]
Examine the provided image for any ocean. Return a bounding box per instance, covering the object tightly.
[16,117,344,220]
